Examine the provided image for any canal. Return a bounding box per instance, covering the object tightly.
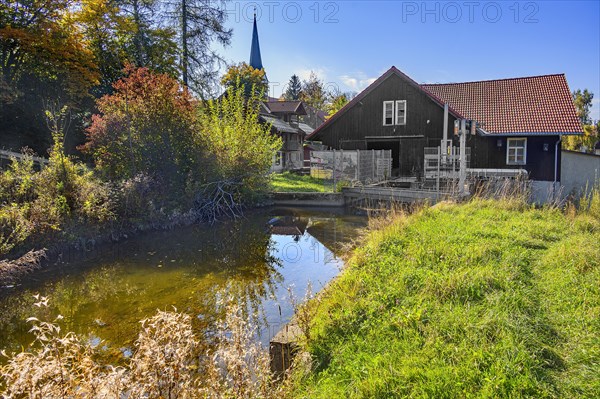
[0,207,366,361]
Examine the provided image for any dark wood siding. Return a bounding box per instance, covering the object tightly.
[314,72,559,181]
[320,74,452,148]
[468,135,561,181]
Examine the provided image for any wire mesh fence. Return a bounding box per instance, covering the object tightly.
[309,150,392,185]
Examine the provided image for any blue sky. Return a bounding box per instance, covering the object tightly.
[218,0,600,120]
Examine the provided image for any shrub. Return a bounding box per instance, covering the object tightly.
[201,301,273,398]
[129,310,198,398]
[0,151,36,205]
[32,117,114,228]
[198,83,282,204]
[0,111,114,256]
[0,203,31,254]
[81,65,201,190]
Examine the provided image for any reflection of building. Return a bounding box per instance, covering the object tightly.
[267,215,308,237]
[267,210,366,258]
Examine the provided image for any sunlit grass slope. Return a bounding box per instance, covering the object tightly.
[270,172,332,193]
[292,199,600,398]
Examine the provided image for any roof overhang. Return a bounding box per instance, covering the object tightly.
[477,128,583,137]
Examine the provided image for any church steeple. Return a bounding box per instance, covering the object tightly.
[249,11,263,71]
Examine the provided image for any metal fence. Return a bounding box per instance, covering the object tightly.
[423,146,471,179]
[310,149,392,184]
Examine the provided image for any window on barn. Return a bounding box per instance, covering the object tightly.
[383,101,394,125]
[506,138,527,165]
[395,100,406,125]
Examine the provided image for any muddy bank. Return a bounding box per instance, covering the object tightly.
[0,205,243,288]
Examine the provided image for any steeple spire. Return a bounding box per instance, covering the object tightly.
[249,11,263,71]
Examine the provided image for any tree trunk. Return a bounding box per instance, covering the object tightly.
[132,0,144,66]
[181,0,188,86]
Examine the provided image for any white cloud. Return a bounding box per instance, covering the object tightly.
[339,74,377,91]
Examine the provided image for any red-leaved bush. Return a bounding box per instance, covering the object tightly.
[80,65,200,186]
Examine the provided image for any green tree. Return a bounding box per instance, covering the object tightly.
[300,72,326,110]
[221,62,267,98]
[284,74,302,100]
[564,89,598,152]
[119,0,179,76]
[573,89,594,125]
[198,82,282,200]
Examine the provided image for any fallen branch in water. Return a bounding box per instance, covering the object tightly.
[194,180,244,225]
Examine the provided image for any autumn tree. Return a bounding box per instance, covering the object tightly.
[221,62,267,98]
[325,88,356,119]
[75,0,179,97]
[0,0,98,99]
[76,0,128,96]
[0,0,99,154]
[81,65,199,186]
[283,74,302,100]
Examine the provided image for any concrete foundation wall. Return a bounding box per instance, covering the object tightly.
[530,180,557,204]
[270,192,344,207]
[560,150,600,199]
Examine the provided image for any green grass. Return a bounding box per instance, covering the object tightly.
[290,199,600,398]
[269,172,333,193]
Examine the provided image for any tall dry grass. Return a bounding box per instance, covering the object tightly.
[1,296,288,399]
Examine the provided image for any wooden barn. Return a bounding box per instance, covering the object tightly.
[307,67,583,195]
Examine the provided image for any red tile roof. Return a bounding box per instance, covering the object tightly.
[422,74,582,134]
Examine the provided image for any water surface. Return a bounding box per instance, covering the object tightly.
[0,207,365,359]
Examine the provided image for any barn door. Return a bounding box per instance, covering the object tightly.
[398,137,426,178]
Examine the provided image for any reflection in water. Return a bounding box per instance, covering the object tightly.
[0,207,365,360]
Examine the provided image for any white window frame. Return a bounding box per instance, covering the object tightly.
[274,151,282,166]
[506,138,527,165]
[395,100,407,125]
[383,101,394,126]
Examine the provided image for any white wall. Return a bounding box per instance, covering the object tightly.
[560,150,600,199]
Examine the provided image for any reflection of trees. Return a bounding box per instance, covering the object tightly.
[0,266,125,355]
[0,210,366,360]
[185,218,283,338]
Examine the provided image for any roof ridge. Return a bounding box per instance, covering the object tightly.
[422,73,566,86]
[307,66,464,141]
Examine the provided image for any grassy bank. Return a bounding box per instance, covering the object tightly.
[291,199,600,398]
[270,172,333,193]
